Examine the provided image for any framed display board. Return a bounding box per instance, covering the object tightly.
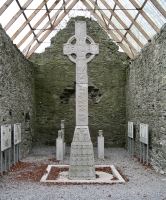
[140,123,149,144]
[14,123,21,145]
[1,124,11,151]
[128,121,134,138]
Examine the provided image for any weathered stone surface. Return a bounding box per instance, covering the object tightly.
[126,23,166,173]
[0,24,35,158]
[30,16,128,147]
[76,84,88,126]
[56,130,63,161]
[69,126,95,179]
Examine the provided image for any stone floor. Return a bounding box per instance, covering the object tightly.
[0,146,166,200]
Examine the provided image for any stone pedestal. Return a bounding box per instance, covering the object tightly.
[69,126,95,179]
[98,130,104,159]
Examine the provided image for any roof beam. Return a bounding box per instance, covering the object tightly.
[108,2,116,26]
[150,0,166,19]
[63,0,66,12]
[113,0,150,41]
[0,0,13,16]
[123,0,147,40]
[89,0,138,54]
[26,0,79,58]
[100,0,143,48]
[82,0,134,58]
[15,0,39,44]
[129,0,160,32]
[4,0,33,31]
[23,0,71,55]
[17,0,61,48]
[101,13,107,26]
[11,0,49,41]
[45,0,53,27]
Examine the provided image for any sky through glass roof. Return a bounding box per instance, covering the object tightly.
[0,0,165,58]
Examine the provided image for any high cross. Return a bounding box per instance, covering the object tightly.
[63,21,99,180]
[63,21,99,126]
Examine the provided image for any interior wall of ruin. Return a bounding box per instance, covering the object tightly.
[126,24,166,173]
[0,17,165,173]
[0,24,36,158]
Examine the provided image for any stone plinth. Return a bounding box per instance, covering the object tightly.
[69,126,95,179]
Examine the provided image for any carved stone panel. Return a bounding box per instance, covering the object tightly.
[76,60,88,84]
[76,84,88,126]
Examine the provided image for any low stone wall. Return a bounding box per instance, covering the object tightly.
[0,24,36,158]
[30,16,128,147]
[126,24,166,173]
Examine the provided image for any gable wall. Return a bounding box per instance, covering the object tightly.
[30,17,128,147]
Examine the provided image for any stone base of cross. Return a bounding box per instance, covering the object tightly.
[63,21,99,180]
[69,126,95,179]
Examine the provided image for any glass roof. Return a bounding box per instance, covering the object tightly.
[0,0,165,58]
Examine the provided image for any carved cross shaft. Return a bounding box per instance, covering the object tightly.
[63,21,99,126]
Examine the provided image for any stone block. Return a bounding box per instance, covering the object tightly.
[56,130,63,161]
[63,142,66,157]
[98,130,104,159]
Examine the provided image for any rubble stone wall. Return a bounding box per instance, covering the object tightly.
[0,24,36,158]
[126,24,166,173]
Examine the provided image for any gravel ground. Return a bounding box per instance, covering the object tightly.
[0,146,166,200]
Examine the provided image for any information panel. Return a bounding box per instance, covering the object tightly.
[1,124,11,151]
[140,123,149,144]
[128,121,134,138]
[14,123,21,145]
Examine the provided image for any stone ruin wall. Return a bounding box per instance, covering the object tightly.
[30,17,128,147]
[126,24,166,173]
[0,24,36,158]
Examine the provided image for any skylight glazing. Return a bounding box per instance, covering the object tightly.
[0,0,165,58]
